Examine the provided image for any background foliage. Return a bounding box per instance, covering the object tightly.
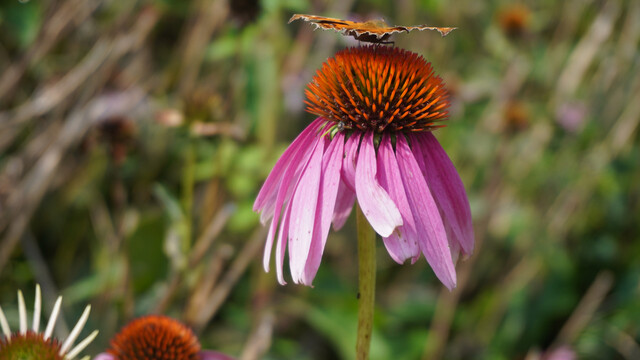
[1,0,639,359]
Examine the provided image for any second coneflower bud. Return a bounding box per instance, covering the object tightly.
[94,315,234,360]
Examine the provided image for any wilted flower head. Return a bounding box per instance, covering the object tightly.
[0,284,98,360]
[254,45,474,289]
[94,315,233,360]
[503,100,529,133]
[497,3,532,37]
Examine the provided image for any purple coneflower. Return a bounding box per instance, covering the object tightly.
[94,315,233,360]
[254,45,473,289]
[0,284,98,360]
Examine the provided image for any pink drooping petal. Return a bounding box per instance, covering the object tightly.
[275,199,292,285]
[396,135,456,289]
[341,132,360,191]
[410,139,461,261]
[254,118,324,218]
[331,132,359,230]
[301,132,345,285]
[413,132,474,255]
[198,350,236,360]
[273,140,322,285]
[355,131,403,238]
[288,137,326,284]
[332,179,355,231]
[447,220,461,265]
[376,134,420,264]
[262,122,323,272]
[262,129,324,272]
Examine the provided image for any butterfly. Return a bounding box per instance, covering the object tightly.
[288,14,456,44]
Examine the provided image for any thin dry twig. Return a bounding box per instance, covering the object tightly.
[0,40,112,150]
[0,90,149,274]
[554,1,619,100]
[0,10,159,275]
[154,205,235,314]
[240,311,275,360]
[192,227,266,332]
[176,0,229,96]
[190,204,237,265]
[606,325,640,360]
[181,244,234,321]
[552,271,614,348]
[0,0,101,104]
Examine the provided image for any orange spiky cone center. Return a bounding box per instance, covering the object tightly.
[107,315,200,360]
[305,45,450,133]
[0,331,63,360]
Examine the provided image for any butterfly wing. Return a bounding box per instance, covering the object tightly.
[344,26,408,43]
[341,25,456,42]
[403,25,457,37]
[289,14,400,43]
[288,14,457,43]
[288,14,358,32]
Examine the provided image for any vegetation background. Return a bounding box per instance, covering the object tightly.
[1,0,639,359]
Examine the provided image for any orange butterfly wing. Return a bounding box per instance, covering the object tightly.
[288,14,356,29]
[288,14,456,43]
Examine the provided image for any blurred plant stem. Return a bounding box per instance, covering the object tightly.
[181,139,195,255]
[356,204,376,360]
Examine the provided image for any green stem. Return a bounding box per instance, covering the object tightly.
[181,139,195,255]
[356,204,376,360]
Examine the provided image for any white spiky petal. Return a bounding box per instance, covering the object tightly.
[0,305,11,340]
[44,296,62,341]
[33,284,41,333]
[0,285,97,360]
[60,305,91,355]
[17,290,27,334]
[65,330,99,360]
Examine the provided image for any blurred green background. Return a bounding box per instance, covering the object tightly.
[0,0,638,359]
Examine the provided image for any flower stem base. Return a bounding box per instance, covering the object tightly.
[356,204,376,360]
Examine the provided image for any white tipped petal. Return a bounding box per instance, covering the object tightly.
[60,305,91,355]
[0,305,11,340]
[33,284,42,332]
[18,290,27,334]
[65,329,99,360]
[44,296,62,340]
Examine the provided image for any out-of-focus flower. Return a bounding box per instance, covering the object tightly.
[556,102,586,134]
[526,345,576,360]
[503,100,530,133]
[94,315,234,360]
[155,109,185,128]
[543,346,576,360]
[254,45,474,289]
[497,4,532,38]
[0,284,98,360]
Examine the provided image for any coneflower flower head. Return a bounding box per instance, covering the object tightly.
[305,46,449,133]
[0,285,98,360]
[95,315,233,360]
[254,45,474,289]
